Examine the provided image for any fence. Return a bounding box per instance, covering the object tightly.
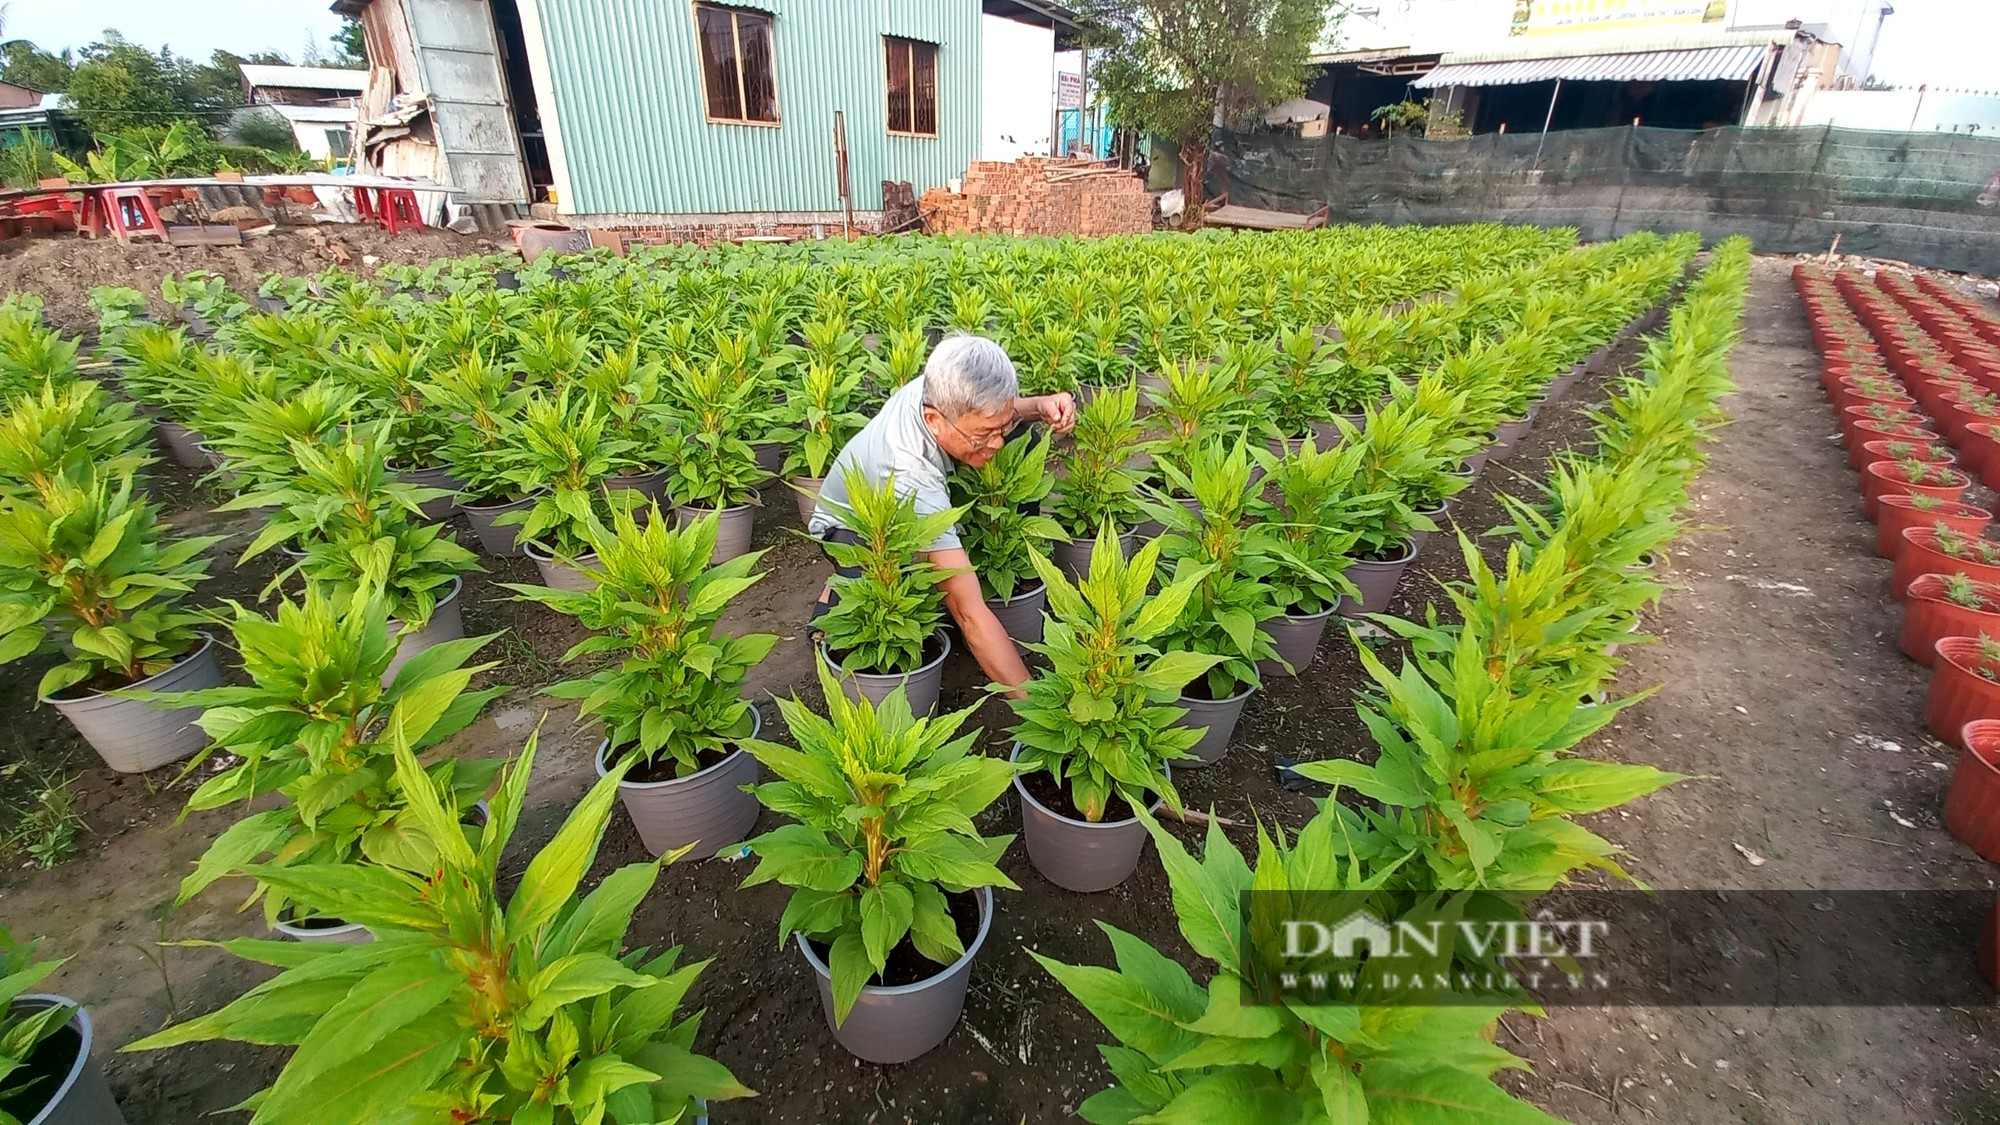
[1213,124,2000,274]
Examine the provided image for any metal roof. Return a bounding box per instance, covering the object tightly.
[237,64,369,93]
[1413,43,1771,88]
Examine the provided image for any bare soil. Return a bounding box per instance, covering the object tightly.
[3,252,1998,1125]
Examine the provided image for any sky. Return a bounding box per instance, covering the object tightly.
[1865,0,2000,90]
[3,0,347,63]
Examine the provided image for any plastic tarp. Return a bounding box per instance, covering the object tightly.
[1212,124,2000,274]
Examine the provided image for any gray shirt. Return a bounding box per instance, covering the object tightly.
[807,375,962,552]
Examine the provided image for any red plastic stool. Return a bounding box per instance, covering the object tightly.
[81,186,166,242]
[355,186,426,234]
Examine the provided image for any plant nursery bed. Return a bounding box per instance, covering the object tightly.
[7,245,2000,1125]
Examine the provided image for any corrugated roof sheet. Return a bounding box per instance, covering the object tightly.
[237,65,369,93]
[1413,43,1769,88]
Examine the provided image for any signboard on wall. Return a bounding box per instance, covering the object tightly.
[1511,0,1727,36]
[1057,72,1084,109]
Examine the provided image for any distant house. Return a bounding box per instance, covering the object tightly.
[0,86,65,150]
[235,64,369,162]
[330,0,1078,232]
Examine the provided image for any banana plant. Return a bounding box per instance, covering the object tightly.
[0,468,217,698]
[1008,529,1221,822]
[815,470,963,675]
[505,507,777,777]
[126,729,754,1125]
[738,667,1017,1024]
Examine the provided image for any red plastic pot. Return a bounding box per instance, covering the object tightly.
[1848,420,1941,468]
[1895,526,2000,598]
[1842,404,1929,441]
[1876,496,1992,560]
[1927,638,2000,749]
[1860,439,1956,470]
[1949,721,2000,862]
[1902,575,2000,666]
[1979,894,2000,990]
[1861,460,1968,522]
[1832,379,1916,415]
[1962,422,2000,480]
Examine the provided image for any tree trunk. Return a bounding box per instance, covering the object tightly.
[1178,140,1207,232]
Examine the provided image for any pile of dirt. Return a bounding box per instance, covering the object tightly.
[0,226,509,331]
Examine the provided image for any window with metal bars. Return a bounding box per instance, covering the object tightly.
[884,36,938,137]
[694,3,778,124]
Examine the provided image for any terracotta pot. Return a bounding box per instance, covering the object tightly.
[286,185,318,205]
[1956,722,2000,864]
[1861,461,1968,521]
[1876,496,1992,560]
[1893,526,2000,599]
[1927,638,2000,749]
[1848,421,1939,469]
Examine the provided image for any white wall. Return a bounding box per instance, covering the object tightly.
[981,14,1055,161]
[1798,87,2000,133]
[1729,0,1891,78]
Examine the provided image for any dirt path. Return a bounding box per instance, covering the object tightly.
[1502,258,2000,1124]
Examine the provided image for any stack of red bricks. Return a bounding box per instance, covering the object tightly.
[925,157,1152,237]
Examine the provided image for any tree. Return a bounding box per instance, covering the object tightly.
[59,34,247,138]
[0,41,73,93]
[1081,0,1331,230]
[331,17,367,68]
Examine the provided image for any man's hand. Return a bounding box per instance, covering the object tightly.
[1019,393,1077,435]
[928,549,1033,698]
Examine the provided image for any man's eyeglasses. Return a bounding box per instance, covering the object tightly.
[929,405,1008,449]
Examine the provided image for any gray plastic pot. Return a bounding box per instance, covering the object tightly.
[985,581,1048,647]
[676,489,760,565]
[1266,434,1312,461]
[1171,682,1255,767]
[395,464,463,522]
[1489,416,1533,462]
[796,885,993,1064]
[46,636,221,774]
[154,420,208,469]
[1258,605,1337,678]
[383,576,465,685]
[272,913,371,945]
[1013,745,1167,892]
[818,634,950,717]
[524,543,597,592]
[751,440,786,481]
[790,476,825,525]
[10,996,127,1125]
[1050,530,1136,579]
[596,706,763,858]
[193,441,225,470]
[462,494,538,557]
[1409,500,1450,558]
[602,466,672,507]
[1336,542,1416,618]
[1310,419,1345,448]
[1461,443,1495,476]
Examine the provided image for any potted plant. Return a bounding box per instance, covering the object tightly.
[1947,719,2000,863]
[0,470,222,773]
[144,584,503,942]
[1328,402,1443,617]
[506,506,777,857]
[422,350,535,556]
[738,670,1016,1063]
[1142,438,1292,767]
[1903,574,2000,668]
[1261,325,1336,455]
[1877,494,1990,560]
[776,358,869,524]
[0,379,152,503]
[1049,384,1146,577]
[1893,524,2000,599]
[0,930,126,1125]
[493,387,629,589]
[1008,529,1222,891]
[337,339,464,521]
[1250,437,1371,676]
[581,341,676,506]
[951,432,1064,646]
[1928,635,2000,749]
[1142,359,1244,516]
[1861,457,1970,521]
[126,731,755,1122]
[665,357,766,564]
[815,470,962,717]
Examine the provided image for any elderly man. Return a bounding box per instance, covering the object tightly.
[807,335,1076,695]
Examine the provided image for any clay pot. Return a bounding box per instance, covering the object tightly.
[1875,496,1990,560]
[1861,461,1969,522]
[1953,723,2000,865]
[1893,526,2000,599]
[1926,638,2000,749]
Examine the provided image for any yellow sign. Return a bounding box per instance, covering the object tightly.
[1511,0,1727,36]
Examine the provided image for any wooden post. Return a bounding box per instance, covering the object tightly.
[833,110,853,238]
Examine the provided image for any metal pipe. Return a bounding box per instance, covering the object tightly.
[1533,77,1562,166]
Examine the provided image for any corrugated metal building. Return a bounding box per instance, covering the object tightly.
[335,0,1075,231]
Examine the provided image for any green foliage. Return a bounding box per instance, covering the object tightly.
[494,388,630,560]
[0,379,152,502]
[1263,326,1335,438]
[0,928,76,1125]
[663,356,765,509]
[777,359,870,481]
[1051,382,1146,539]
[1146,358,1246,480]
[420,350,530,502]
[141,584,503,926]
[125,731,754,1125]
[951,432,1064,601]
[1250,437,1372,615]
[1009,528,1221,821]
[0,313,79,398]
[740,667,1017,1024]
[0,468,217,698]
[506,507,778,777]
[816,470,963,675]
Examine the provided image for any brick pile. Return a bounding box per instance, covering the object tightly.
[921,157,1152,238]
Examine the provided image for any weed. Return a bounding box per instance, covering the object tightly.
[0,765,85,869]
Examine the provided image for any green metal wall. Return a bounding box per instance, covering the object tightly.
[531,0,984,215]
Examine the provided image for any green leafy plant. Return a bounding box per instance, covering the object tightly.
[126,730,755,1124]
[816,470,963,674]
[495,387,630,560]
[420,349,530,503]
[0,928,77,1125]
[0,767,83,870]
[0,379,152,502]
[739,669,1016,1023]
[951,433,1065,601]
[0,469,217,698]
[1009,528,1221,821]
[1941,573,1996,612]
[506,507,777,777]
[777,359,870,482]
[1051,383,1146,540]
[1251,438,1372,615]
[1263,326,1335,439]
[1930,525,2000,565]
[663,357,765,510]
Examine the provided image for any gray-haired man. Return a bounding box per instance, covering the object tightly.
[807,335,1076,697]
